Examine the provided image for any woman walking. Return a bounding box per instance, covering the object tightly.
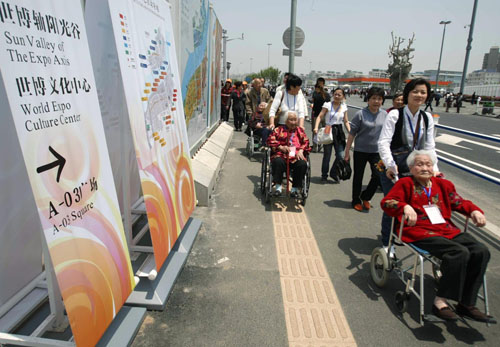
[313,88,350,182]
[231,81,246,131]
[311,78,330,152]
[344,87,386,211]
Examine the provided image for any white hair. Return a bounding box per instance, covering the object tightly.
[407,149,437,167]
[286,111,298,119]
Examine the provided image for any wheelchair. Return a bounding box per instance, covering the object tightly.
[260,148,311,205]
[245,128,263,158]
[370,215,492,325]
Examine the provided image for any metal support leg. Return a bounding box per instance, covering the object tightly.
[483,275,490,326]
[419,255,425,326]
[41,233,69,333]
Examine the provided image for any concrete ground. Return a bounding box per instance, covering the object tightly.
[131,110,500,347]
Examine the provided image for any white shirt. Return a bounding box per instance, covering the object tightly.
[378,105,438,171]
[321,102,348,125]
[269,89,305,124]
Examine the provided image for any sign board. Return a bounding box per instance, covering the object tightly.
[283,49,302,57]
[282,26,305,49]
[0,1,135,346]
[108,0,196,270]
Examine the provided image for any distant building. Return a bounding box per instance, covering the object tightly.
[342,70,364,78]
[369,69,389,79]
[482,46,500,72]
[466,70,500,85]
[422,70,462,90]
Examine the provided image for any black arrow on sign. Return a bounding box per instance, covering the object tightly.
[36,146,66,183]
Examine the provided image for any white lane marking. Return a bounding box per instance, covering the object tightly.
[485,222,500,240]
[435,134,471,150]
[436,149,500,175]
[436,133,500,153]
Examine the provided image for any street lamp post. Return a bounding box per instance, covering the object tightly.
[267,43,272,68]
[288,0,297,73]
[460,0,479,94]
[222,30,244,81]
[435,20,451,92]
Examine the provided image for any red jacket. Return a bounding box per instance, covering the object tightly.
[267,125,310,163]
[381,176,483,243]
[221,86,232,106]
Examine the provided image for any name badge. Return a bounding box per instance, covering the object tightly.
[423,205,446,224]
[289,146,296,158]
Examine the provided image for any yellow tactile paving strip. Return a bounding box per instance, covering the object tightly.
[272,202,357,347]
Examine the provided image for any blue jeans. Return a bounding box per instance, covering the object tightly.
[321,143,345,178]
[379,170,395,246]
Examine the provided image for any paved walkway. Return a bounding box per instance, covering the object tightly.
[131,112,499,347]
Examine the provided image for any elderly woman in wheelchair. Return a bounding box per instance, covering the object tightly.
[266,111,310,198]
[379,149,495,323]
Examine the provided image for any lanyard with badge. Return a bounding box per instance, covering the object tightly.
[286,92,296,111]
[289,132,296,158]
[405,109,423,150]
[325,103,340,135]
[422,185,446,224]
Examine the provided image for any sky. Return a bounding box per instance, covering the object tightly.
[210,0,500,77]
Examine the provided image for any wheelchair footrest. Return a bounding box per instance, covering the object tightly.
[422,314,446,324]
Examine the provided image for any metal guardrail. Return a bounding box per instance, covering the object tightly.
[346,104,500,186]
[435,124,500,143]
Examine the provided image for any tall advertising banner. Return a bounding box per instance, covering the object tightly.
[180,0,210,148]
[84,0,142,216]
[107,0,196,270]
[0,1,135,346]
[0,80,42,307]
[208,10,222,127]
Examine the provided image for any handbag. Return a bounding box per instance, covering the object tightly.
[276,91,285,116]
[317,126,333,145]
[391,146,411,176]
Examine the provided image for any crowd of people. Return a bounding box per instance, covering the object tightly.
[220,73,494,324]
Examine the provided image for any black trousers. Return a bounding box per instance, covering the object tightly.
[271,157,307,188]
[351,151,380,205]
[221,105,230,121]
[412,233,490,306]
[233,109,244,130]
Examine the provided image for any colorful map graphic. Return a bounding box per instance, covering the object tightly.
[109,0,196,270]
[181,0,210,147]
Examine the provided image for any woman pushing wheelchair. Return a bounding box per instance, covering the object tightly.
[381,149,495,323]
[267,111,310,197]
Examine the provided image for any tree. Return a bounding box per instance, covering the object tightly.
[246,67,282,86]
[260,67,281,85]
[387,32,415,93]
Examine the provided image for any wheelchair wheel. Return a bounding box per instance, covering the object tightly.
[246,136,254,157]
[265,170,272,203]
[370,247,389,288]
[395,291,409,313]
[264,151,272,203]
[260,151,268,194]
[298,157,311,206]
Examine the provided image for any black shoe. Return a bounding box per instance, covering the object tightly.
[456,303,497,323]
[432,305,458,321]
[290,190,299,198]
[321,177,328,183]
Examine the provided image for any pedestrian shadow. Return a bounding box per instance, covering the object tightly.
[235,146,263,162]
[323,199,352,209]
[337,236,487,344]
[309,176,340,185]
[247,174,264,203]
